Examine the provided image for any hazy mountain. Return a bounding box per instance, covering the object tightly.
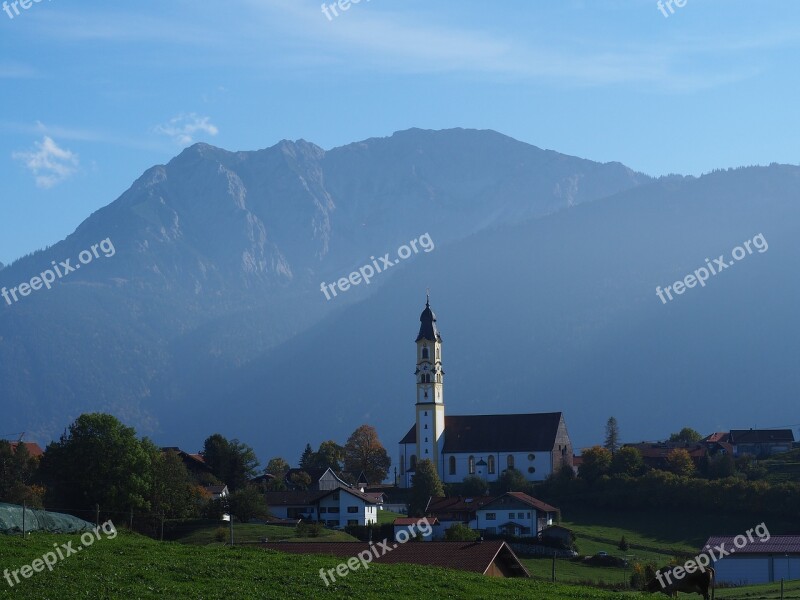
[0,128,650,454]
[208,163,800,460]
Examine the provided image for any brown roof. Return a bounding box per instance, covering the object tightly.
[426,495,496,521]
[401,413,564,452]
[702,432,730,443]
[393,517,439,526]
[492,492,558,513]
[624,442,707,459]
[262,540,529,576]
[8,442,44,458]
[730,429,795,444]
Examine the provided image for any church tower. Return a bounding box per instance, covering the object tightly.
[415,293,445,474]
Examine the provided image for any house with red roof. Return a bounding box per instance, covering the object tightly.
[475,492,558,538]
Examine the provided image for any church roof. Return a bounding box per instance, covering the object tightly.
[416,296,442,343]
[400,412,565,452]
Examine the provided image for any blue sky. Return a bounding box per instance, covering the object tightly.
[1,0,798,264]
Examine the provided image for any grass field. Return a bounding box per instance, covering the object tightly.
[0,531,649,599]
[376,510,404,525]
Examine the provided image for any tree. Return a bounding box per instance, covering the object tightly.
[408,459,443,516]
[669,428,702,443]
[707,454,736,480]
[39,413,153,514]
[313,440,344,472]
[461,475,489,496]
[289,471,312,490]
[299,444,315,470]
[201,434,259,492]
[496,468,528,493]
[665,448,695,477]
[444,523,479,541]
[265,457,290,480]
[618,535,630,551]
[0,441,40,503]
[228,485,270,523]
[604,417,620,455]
[343,425,391,484]
[610,447,645,477]
[578,446,612,482]
[149,446,199,519]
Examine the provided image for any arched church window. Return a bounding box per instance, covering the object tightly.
[488,455,495,474]
[449,456,456,475]
[468,456,475,474]
[410,455,417,470]
[507,455,515,469]
[400,455,405,475]
[422,346,429,359]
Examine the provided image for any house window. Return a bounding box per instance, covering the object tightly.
[488,455,495,474]
[509,512,515,519]
[347,507,358,513]
[449,456,456,475]
[348,520,358,526]
[468,456,475,474]
[326,520,337,527]
[507,455,515,469]
[527,512,531,518]
[319,507,327,514]
[328,507,340,514]
[486,512,496,520]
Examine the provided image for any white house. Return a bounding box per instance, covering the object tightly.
[474,492,558,538]
[398,296,573,488]
[264,487,378,528]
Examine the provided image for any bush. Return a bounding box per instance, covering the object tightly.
[214,527,227,543]
[444,523,479,541]
[630,561,657,590]
[295,521,322,538]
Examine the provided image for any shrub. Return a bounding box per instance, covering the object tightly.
[214,527,227,543]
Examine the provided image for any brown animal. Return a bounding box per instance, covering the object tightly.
[646,565,715,599]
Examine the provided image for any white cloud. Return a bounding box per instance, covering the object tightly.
[154,113,219,146]
[12,136,80,189]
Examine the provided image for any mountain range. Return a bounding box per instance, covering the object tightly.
[1,128,798,466]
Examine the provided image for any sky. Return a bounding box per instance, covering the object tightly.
[1,0,799,265]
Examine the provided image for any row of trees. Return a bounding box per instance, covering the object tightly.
[1,415,396,530]
[0,413,270,526]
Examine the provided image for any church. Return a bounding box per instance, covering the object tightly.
[398,296,573,488]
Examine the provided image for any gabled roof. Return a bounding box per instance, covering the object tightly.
[702,535,800,554]
[264,491,325,506]
[8,441,43,458]
[262,540,529,577]
[443,413,564,452]
[426,495,496,520]
[317,486,378,505]
[730,429,795,444]
[479,492,558,514]
[401,413,565,451]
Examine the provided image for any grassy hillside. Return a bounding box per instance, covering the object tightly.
[0,531,647,599]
